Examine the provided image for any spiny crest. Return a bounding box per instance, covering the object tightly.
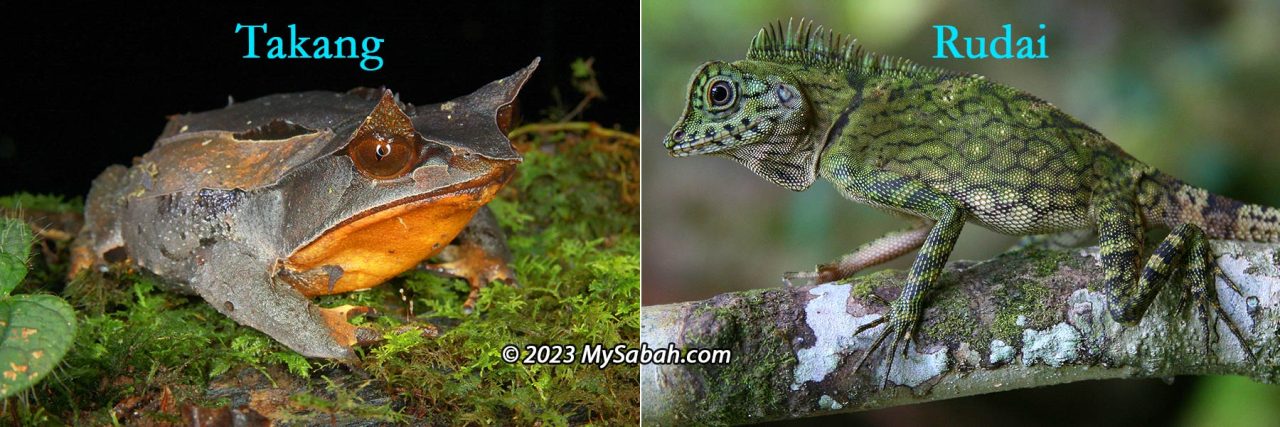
[747,18,956,78]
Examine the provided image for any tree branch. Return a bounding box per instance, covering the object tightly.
[640,241,1280,425]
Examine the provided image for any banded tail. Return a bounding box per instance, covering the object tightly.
[1141,171,1280,243]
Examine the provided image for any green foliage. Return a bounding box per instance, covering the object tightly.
[56,276,262,411]
[0,217,76,400]
[0,295,76,398]
[0,193,83,214]
[0,219,33,295]
[369,328,426,364]
[570,58,594,79]
[213,334,313,379]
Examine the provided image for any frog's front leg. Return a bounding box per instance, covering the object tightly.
[194,240,376,359]
[783,220,931,287]
[421,207,517,313]
[829,167,966,386]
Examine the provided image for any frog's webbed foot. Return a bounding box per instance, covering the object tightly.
[420,207,517,314]
[423,251,516,314]
[318,305,382,348]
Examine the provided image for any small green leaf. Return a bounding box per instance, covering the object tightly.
[570,58,591,79]
[0,294,76,398]
[0,218,33,297]
[0,253,25,297]
[0,218,32,258]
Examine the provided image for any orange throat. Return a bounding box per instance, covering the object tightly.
[283,183,502,296]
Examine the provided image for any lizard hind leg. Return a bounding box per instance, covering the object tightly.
[1106,222,1255,360]
[1175,225,1254,360]
[783,222,931,287]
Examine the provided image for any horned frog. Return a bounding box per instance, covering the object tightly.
[71,59,539,359]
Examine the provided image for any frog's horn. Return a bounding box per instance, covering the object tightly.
[411,57,540,161]
[351,90,418,146]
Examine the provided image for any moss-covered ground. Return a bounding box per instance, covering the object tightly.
[0,121,639,425]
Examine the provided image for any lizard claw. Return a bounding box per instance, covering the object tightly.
[851,317,889,372]
[850,316,910,389]
[1207,268,1256,362]
[850,298,923,388]
[1214,264,1246,298]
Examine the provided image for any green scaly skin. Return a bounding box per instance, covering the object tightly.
[664,19,1280,385]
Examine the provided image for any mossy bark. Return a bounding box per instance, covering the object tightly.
[641,241,1280,425]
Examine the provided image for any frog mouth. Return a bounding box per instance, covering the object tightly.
[304,157,518,250]
[382,159,518,213]
[285,161,516,296]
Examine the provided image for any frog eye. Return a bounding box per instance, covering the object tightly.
[706,79,735,109]
[348,133,419,179]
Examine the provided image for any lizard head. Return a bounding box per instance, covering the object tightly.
[664,60,818,191]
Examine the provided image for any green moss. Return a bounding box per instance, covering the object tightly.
[849,269,898,301]
[918,248,1077,356]
[1030,248,1071,277]
[5,119,639,424]
[988,277,1059,342]
[685,288,797,423]
[0,193,83,213]
[989,311,1022,344]
[922,274,979,347]
[850,281,876,301]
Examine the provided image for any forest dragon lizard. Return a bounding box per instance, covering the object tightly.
[663,19,1280,384]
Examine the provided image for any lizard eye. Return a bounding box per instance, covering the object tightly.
[707,79,735,109]
[349,133,420,179]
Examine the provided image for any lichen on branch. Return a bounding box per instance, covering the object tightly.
[641,241,1280,425]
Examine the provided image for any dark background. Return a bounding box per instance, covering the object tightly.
[0,2,638,197]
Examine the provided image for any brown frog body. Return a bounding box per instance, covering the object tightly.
[70,59,538,359]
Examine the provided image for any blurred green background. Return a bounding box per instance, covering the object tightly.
[641,0,1280,425]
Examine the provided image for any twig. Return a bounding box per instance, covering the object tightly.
[507,122,639,146]
[559,93,598,124]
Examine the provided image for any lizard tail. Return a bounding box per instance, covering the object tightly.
[1141,171,1280,243]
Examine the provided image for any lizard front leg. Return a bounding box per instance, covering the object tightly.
[784,221,931,286]
[830,168,966,385]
